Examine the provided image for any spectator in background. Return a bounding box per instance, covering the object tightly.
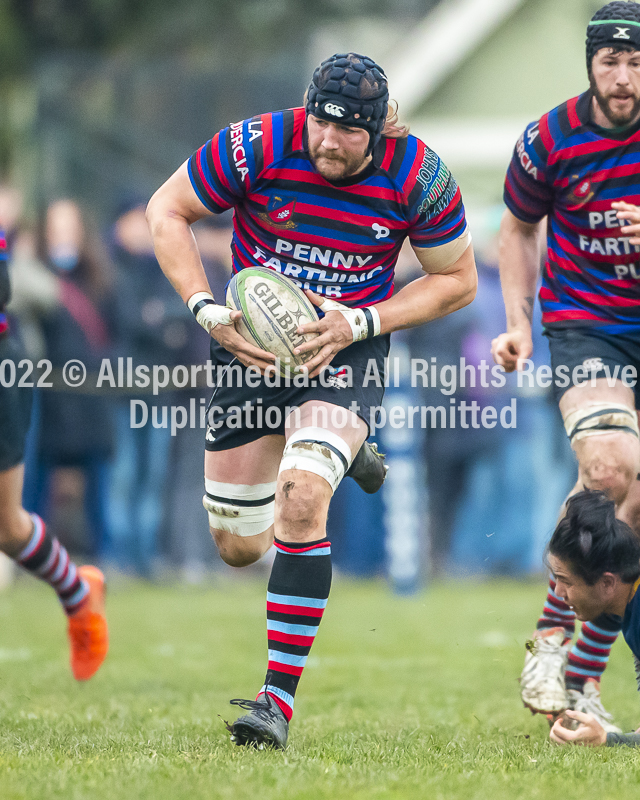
[31,199,114,559]
[108,198,192,577]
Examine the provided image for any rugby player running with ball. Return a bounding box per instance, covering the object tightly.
[147,52,476,749]
[492,1,640,732]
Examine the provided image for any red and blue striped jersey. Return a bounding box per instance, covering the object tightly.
[505,91,640,333]
[188,107,467,308]
[0,231,8,334]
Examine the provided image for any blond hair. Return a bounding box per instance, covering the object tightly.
[382,100,409,139]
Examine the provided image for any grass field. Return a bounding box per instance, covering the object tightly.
[1,575,639,800]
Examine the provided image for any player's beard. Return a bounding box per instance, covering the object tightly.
[590,76,640,127]
[309,143,369,181]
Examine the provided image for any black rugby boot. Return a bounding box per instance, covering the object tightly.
[226,693,289,750]
[346,441,388,493]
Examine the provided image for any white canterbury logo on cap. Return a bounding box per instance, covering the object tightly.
[613,27,631,39]
[324,103,345,117]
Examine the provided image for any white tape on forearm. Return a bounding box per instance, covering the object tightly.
[187,291,233,334]
[319,298,381,342]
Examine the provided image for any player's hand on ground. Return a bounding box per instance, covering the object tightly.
[491,329,533,372]
[613,201,640,245]
[549,710,607,747]
[293,290,354,378]
[211,310,276,372]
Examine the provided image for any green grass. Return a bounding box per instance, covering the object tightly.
[1,575,639,799]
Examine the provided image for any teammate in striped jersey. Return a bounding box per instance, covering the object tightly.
[0,229,108,681]
[492,2,640,732]
[147,52,476,748]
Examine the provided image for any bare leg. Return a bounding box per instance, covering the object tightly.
[205,435,284,567]
[0,464,35,557]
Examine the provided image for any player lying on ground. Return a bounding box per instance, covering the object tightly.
[147,52,476,748]
[491,1,640,732]
[545,490,640,747]
[0,230,108,681]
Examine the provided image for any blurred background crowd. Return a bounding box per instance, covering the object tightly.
[1,0,604,590]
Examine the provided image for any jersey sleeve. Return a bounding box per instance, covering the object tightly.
[188,115,265,213]
[504,120,554,223]
[0,231,10,310]
[405,145,468,250]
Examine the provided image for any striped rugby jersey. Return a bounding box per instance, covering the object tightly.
[0,230,8,334]
[188,107,467,308]
[505,91,640,333]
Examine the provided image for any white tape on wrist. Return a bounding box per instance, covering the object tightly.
[187,291,233,334]
[319,298,381,342]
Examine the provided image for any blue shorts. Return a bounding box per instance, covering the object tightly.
[545,327,640,405]
[204,335,390,451]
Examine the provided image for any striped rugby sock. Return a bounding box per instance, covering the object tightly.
[17,514,89,615]
[566,614,622,691]
[536,578,576,639]
[259,536,331,721]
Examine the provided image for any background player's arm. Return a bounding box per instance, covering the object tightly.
[146,162,275,370]
[491,209,543,372]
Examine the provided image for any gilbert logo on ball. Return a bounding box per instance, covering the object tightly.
[226,267,321,377]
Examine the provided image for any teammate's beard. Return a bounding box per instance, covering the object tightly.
[590,76,640,127]
[308,143,369,181]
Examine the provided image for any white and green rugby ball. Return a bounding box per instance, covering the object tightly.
[226,267,320,376]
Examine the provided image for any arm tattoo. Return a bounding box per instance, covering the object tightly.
[521,296,534,324]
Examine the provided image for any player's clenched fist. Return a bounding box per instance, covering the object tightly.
[491,329,533,373]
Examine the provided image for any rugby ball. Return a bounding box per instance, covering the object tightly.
[226,267,320,376]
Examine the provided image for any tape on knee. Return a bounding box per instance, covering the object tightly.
[278,426,353,493]
[563,402,639,443]
[203,479,276,537]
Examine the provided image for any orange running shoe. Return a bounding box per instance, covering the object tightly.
[67,565,108,681]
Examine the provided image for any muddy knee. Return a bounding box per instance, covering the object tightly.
[577,438,639,505]
[567,403,640,506]
[203,480,275,567]
[275,427,353,541]
[275,473,331,541]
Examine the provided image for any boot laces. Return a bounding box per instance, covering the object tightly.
[229,693,283,723]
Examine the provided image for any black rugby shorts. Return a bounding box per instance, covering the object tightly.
[545,326,640,405]
[0,335,34,471]
[204,335,390,451]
